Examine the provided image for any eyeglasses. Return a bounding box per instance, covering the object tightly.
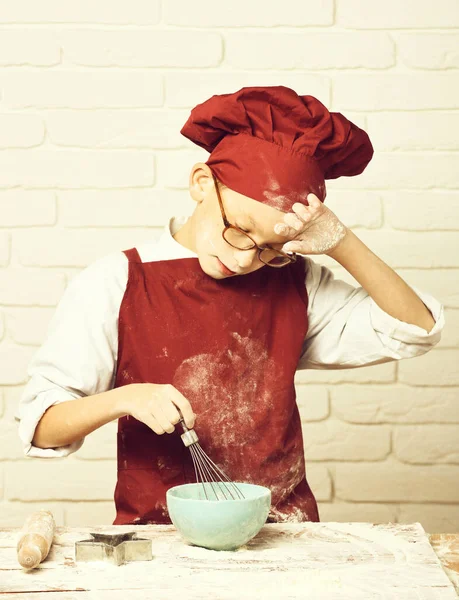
[211,173,296,268]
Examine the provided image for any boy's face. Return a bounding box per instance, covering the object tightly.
[181,165,295,280]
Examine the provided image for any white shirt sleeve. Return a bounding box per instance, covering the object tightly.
[297,257,445,370]
[15,251,128,458]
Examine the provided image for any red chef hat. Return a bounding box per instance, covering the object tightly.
[180,86,374,212]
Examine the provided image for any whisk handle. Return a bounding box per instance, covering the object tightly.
[179,418,199,447]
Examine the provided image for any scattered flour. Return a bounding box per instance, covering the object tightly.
[173,332,278,450]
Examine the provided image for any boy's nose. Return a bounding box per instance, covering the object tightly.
[234,248,257,269]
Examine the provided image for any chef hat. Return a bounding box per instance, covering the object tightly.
[180,86,374,212]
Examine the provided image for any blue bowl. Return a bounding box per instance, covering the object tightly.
[166,482,271,551]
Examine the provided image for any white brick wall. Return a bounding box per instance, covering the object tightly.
[0,0,458,533]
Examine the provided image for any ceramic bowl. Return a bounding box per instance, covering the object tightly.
[166,482,271,551]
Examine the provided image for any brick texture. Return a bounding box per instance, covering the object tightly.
[332,385,459,424]
[0,233,10,267]
[165,72,330,108]
[15,228,160,267]
[224,32,395,69]
[333,73,459,110]
[46,110,190,149]
[61,30,222,68]
[1,0,458,534]
[302,421,391,461]
[0,1,161,24]
[5,461,117,501]
[0,150,155,188]
[396,269,459,309]
[382,192,459,230]
[393,425,459,464]
[58,190,191,227]
[368,113,459,151]
[2,71,163,109]
[396,34,459,69]
[163,0,334,27]
[336,0,459,28]
[335,461,459,503]
[0,191,55,225]
[398,350,459,386]
[319,503,397,525]
[0,269,66,306]
[0,114,45,148]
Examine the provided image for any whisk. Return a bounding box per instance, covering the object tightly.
[179,418,245,501]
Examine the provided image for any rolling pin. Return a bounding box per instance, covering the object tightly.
[16,509,55,569]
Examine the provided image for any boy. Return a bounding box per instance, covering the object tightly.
[17,87,444,524]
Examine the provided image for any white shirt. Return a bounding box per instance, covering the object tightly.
[16,217,445,459]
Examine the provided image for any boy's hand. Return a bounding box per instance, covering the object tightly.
[274,193,348,256]
[117,383,196,434]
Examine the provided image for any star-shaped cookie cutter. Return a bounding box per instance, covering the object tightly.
[75,531,152,566]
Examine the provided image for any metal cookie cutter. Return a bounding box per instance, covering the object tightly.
[75,531,152,566]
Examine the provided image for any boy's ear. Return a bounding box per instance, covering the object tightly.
[189,163,213,203]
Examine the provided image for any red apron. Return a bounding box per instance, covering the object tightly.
[113,248,319,525]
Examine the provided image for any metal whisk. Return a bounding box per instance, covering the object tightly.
[179,418,245,501]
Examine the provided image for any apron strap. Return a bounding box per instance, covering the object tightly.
[123,247,141,263]
[123,247,142,284]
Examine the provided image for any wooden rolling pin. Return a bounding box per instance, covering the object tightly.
[16,509,55,569]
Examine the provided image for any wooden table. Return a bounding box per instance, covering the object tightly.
[429,533,459,594]
[1,523,458,599]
